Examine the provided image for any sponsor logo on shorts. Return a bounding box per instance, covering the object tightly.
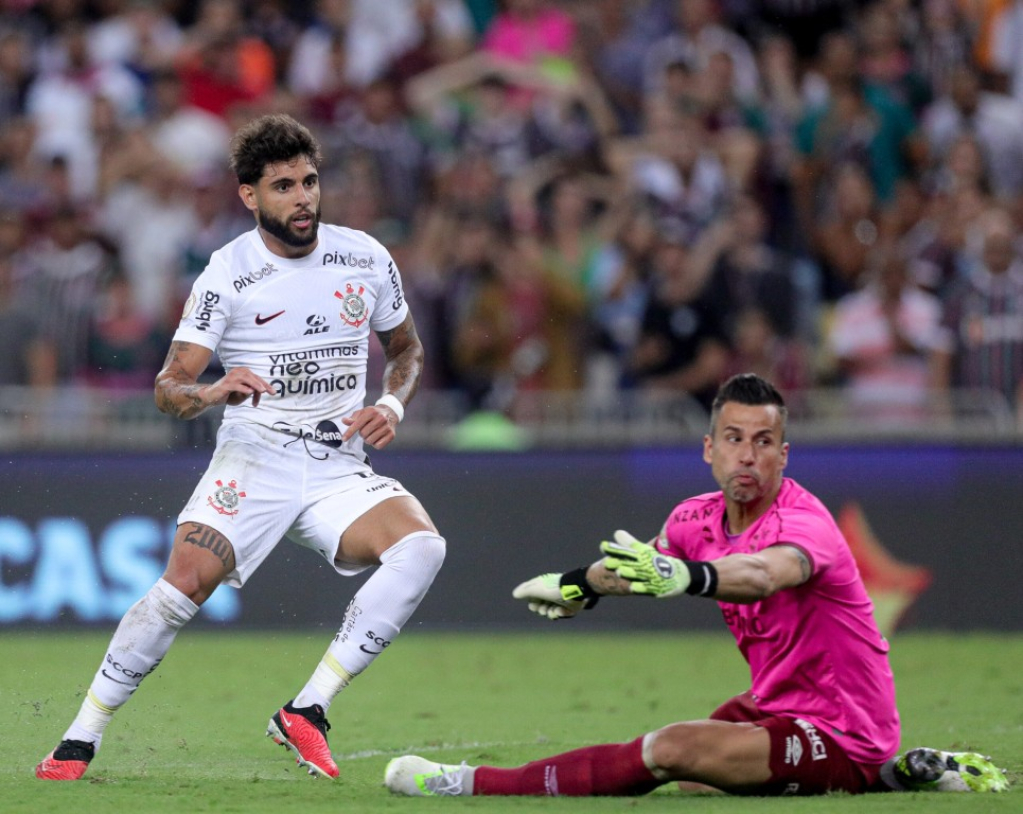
[335,283,368,327]
[785,735,803,766]
[793,719,828,761]
[207,478,247,516]
[783,783,800,795]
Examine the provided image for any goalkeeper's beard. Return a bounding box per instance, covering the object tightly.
[258,204,321,248]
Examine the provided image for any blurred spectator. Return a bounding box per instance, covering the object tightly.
[571,0,667,135]
[746,0,853,63]
[436,214,517,407]
[318,152,393,237]
[912,0,973,97]
[145,67,232,176]
[287,0,356,99]
[626,227,730,410]
[724,306,810,405]
[858,0,932,114]
[25,20,145,200]
[330,75,427,225]
[173,169,249,319]
[932,206,1023,419]
[0,28,34,120]
[921,63,1023,201]
[794,71,920,217]
[699,192,802,340]
[374,0,476,88]
[688,50,765,192]
[85,271,168,389]
[915,135,996,296]
[95,141,198,326]
[482,0,575,72]
[247,0,301,84]
[175,0,275,118]
[827,244,945,423]
[534,169,610,390]
[0,116,52,213]
[989,0,1023,101]
[754,33,804,250]
[607,101,728,245]
[406,52,534,178]
[86,0,184,79]
[0,248,57,388]
[16,204,116,382]
[644,0,759,104]
[589,197,658,389]
[811,162,883,299]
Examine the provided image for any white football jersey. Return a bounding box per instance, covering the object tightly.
[174,224,409,459]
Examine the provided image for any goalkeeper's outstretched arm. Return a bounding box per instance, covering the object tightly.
[599,530,812,603]
[512,530,812,620]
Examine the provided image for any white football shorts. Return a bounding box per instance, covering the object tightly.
[177,422,413,587]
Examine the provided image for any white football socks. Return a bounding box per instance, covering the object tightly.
[294,532,445,712]
[65,578,199,748]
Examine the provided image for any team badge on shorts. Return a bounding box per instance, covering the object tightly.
[335,283,368,327]
[207,478,247,516]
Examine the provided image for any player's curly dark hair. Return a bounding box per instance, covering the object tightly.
[710,374,788,437]
[229,114,322,185]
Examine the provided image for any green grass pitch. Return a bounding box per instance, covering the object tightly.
[2,631,1020,813]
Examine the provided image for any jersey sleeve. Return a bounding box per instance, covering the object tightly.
[770,509,840,576]
[369,241,409,332]
[172,257,233,352]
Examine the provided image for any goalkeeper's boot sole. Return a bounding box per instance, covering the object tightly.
[891,747,1009,792]
[35,739,95,780]
[384,755,474,796]
[267,700,339,779]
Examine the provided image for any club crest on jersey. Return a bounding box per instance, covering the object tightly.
[335,283,368,327]
[208,479,247,516]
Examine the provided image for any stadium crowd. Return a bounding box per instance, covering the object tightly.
[1,0,1022,429]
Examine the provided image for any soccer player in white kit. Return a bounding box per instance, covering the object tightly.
[36,114,447,781]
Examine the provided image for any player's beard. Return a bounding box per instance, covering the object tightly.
[258,205,321,248]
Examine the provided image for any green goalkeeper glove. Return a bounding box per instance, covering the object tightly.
[512,570,599,620]
[599,530,691,597]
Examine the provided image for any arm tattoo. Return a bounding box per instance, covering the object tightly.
[587,566,634,597]
[377,316,424,405]
[182,523,234,570]
[787,546,812,584]
[155,341,208,419]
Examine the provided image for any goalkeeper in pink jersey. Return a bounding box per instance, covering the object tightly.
[385,373,1007,798]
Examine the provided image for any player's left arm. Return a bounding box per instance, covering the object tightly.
[342,312,424,449]
[707,544,812,603]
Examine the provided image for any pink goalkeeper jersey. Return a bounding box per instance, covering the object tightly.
[655,477,899,765]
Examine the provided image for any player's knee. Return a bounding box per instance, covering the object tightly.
[646,724,710,777]
[147,578,201,626]
[413,532,446,575]
[380,531,446,577]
